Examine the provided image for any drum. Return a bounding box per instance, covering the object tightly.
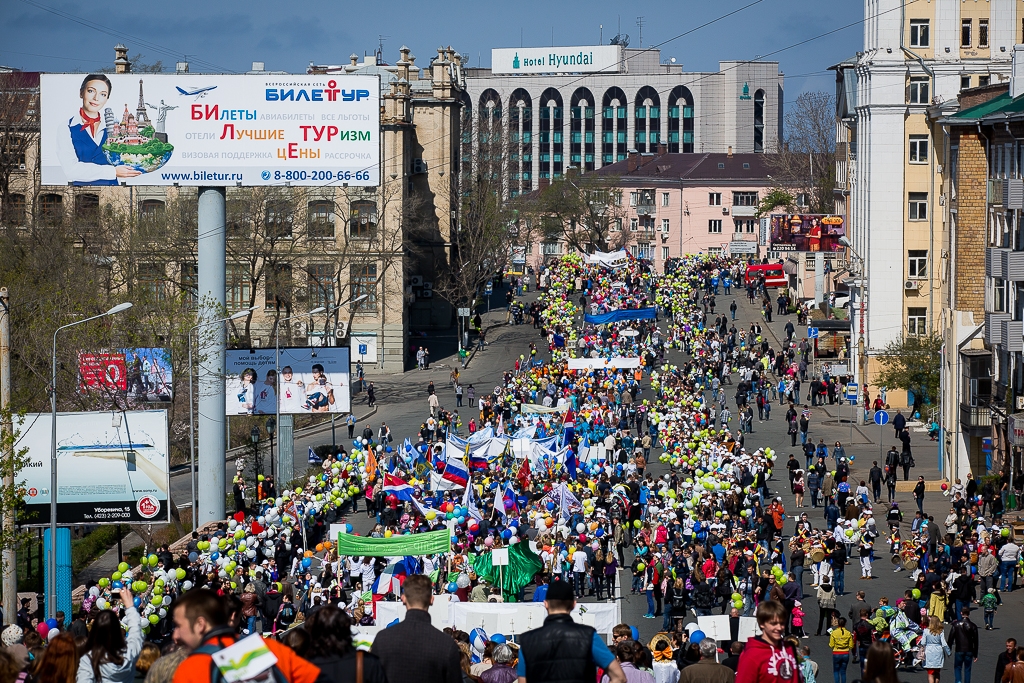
[810,549,825,563]
[902,559,918,570]
[890,555,902,565]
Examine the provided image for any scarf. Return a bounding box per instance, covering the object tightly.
[79,108,101,137]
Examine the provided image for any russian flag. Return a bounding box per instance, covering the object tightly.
[383,473,415,501]
[469,449,489,471]
[441,455,469,488]
[372,558,409,595]
[503,484,519,515]
[565,447,578,481]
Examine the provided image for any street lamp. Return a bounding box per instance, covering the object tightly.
[49,302,132,618]
[264,416,276,483]
[187,306,256,532]
[274,307,326,483]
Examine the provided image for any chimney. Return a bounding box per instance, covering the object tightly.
[657,143,667,156]
[114,44,130,74]
[1013,45,1024,99]
[727,145,733,158]
[627,150,639,173]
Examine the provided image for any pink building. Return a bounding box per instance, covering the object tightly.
[527,151,772,272]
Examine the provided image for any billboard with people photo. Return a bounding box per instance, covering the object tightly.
[225,347,351,415]
[768,214,846,252]
[78,348,172,404]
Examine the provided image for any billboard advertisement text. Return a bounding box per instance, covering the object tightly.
[491,46,623,75]
[78,348,172,404]
[226,347,351,415]
[16,411,169,525]
[41,74,380,186]
[769,214,846,252]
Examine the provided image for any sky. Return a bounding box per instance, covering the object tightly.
[1,0,863,103]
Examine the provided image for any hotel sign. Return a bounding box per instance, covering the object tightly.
[492,46,623,75]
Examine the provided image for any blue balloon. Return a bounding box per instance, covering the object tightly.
[546,501,555,511]
[457,516,466,525]
[491,634,507,644]
[387,618,400,628]
[386,446,393,452]
[45,618,57,629]
[452,535,459,543]
[211,552,220,561]
[447,582,458,593]
[188,552,198,563]
[345,523,353,533]
[301,557,312,568]
[111,580,123,589]
[502,529,513,539]
[690,630,706,645]
[595,528,605,538]
[134,597,142,608]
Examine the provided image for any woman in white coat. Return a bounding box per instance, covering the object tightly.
[76,588,144,683]
[921,615,951,683]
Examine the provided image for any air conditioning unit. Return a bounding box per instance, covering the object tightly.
[411,158,428,175]
[904,280,920,291]
[661,233,669,241]
[420,289,433,298]
[722,207,730,215]
[410,275,423,287]
[422,281,433,291]
[1005,178,1024,210]
[335,320,349,339]
[1016,395,1024,410]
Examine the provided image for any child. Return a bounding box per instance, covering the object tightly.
[981,587,999,630]
[792,600,807,638]
[798,644,818,683]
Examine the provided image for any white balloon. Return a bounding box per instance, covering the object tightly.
[182,580,193,590]
[89,586,100,597]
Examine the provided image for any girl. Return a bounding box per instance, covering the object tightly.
[793,470,806,508]
[792,600,807,638]
[921,616,951,683]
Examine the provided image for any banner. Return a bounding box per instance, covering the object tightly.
[471,544,544,600]
[16,411,169,524]
[372,601,620,637]
[584,249,629,268]
[78,348,172,404]
[565,357,641,371]
[41,74,380,186]
[769,214,846,252]
[335,528,452,557]
[519,403,569,414]
[583,308,657,325]
[226,347,350,415]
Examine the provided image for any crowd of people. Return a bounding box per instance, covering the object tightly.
[3,252,1024,683]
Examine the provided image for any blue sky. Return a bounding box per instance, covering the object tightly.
[2,0,862,100]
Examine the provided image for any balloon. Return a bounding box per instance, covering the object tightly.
[45,618,58,630]
[176,568,187,580]
[576,523,586,534]
[633,520,641,529]
[690,630,706,645]
[149,614,161,624]
[148,554,159,566]
[118,562,129,573]
[636,563,646,572]
[912,588,922,599]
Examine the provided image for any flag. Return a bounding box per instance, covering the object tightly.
[308,446,322,464]
[365,448,379,483]
[565,447,578,481]
[556,482,582,521]
[561,407,576,447]
[493,485,507,524]
[383,473,415,501]
[503,484,519,515]
[579,434,591,462]
[372,559,409,595]
[468,445,490,471]
[467,487,484,521]
[516,458,531,489]
[412,497,439,520]
[441,454,469,488]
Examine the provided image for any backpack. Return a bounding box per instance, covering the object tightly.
[276,603,296,627]
[191,629,290,683]
[693,581,715,608]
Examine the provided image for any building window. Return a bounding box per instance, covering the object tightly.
[962,18,972,47]
[708,220,722,234]
[265,264,292,310]
[908,250,928,278]
[139,199,165,224]
[709,192,722,206]
[662,246,670,260]
[907,307,927,335]
[993,278,1008,312]
[979,75,990,87]
[707,247,723,255]
[226,265,251,311]
[307,263,333,308]
[909,135,929,164]
[541,242,562,255]
[909,77,930,104]
[74,193,99,226]
[961,75,972,91]
[753,89,765,153]
[908,192,928,220]
[265,200,292,238]
[3,193,25,225]
[630,218,639,231]
[662,218,670,233]
[138,263,166,302]
[612,218,622,232]
[307,200,335,238]
[350,264,377,312]
[796,193,809,207]
[662,192,670,207]
[909,19,930,47]
[980,19,989,48]
[734,220,745,233]
[733,191,758,206]
[39,193,63,226]
[180,262,198,307]
[349,200,377,238]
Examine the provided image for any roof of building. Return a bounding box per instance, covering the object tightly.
[947,89,1024,122]
[593,152,771,182]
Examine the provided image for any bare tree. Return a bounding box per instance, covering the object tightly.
[764,91,836,215]
[0,72,39,226]
[525,169,627,254]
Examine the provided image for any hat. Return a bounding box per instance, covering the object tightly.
[1,625,22,647]
[546,580,575,602]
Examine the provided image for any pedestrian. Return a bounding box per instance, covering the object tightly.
[948,607,978,683]
[995,639,1017,683]
[609,639,658,683]
[347,413,356,439]
[861,642,900,683]
[735,600,801,683]
[829,617,853,683]
[35,632,78,683]
[730,300,738,321]
[366,382,376,407]
[78,588,145,683]
[814,580,837,636]
[305,605,388,683]
[869,461,883,503]
[679,638,734,683]
[517,580,626,683]
[914,476,926,514]
[467,384,476,407]
[370,575,462,683]
[999,537,1021,592]
[922,616,951,683]
[789,416,799,448]
[980,587,999,629]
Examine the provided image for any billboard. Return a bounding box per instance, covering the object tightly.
[491,46,623,75]
[16,411,169,525]
[40,74,379,186]
[78,348,172,404]
[225,347,351,415]
[769,214,846,252]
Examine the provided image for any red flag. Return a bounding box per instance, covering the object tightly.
[516,458,531,488]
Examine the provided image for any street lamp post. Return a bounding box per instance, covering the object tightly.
[265,417,276,481]
[273,307,325,483]
[187,306,256,531]
[49,302,132,618]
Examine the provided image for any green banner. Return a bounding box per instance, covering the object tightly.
[335,529,452,557]
[471,543,544,602]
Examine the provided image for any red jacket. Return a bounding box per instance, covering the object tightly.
[735,636,801,683]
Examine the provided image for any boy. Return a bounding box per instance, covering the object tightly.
[736,600,801,683]
[981,587,999,630]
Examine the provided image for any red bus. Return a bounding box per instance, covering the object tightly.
[745,263,787,288]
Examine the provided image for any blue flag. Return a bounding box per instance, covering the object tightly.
[308,446,321,464]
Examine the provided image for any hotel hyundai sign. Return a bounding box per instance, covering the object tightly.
[492,46,623,75]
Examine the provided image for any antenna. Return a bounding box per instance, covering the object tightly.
[636,16,644,48]
[600,24,603,44]
[376,35,390,64]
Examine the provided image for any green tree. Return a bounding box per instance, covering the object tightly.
[875,333,942,410]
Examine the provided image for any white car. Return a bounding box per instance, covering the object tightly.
[832,294,851,309]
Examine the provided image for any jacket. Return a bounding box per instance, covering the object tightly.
[816,584,837,609]
[922,631,951,669]
[310,652,388,683]
[948,619,979,657]
[679,659,735,683]
[979,554,999,577]
[371,608,461,683]
[172,633,321,683]
[479,663,518,683]
[735,637,801,683]
[520,613,598,683]
[77,607,145,683]
[829,628,853,654]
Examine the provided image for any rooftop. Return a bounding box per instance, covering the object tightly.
[594,151,771,181]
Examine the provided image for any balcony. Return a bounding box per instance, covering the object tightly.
[986,312,1011,345]
[985,247,1024,281]
[1003,319,1024,352]
[960,403,992,429]
[731,205,757,217]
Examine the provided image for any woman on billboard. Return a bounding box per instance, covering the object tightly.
[55,75,141,185]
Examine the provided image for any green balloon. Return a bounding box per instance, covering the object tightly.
[117,562,129,573]
[148,554,159,566]
[912,588,921,599]
[148,614,160,624]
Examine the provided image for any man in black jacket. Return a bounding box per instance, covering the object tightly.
[949,607,978,683]
[517,581,626,683]
[869,462,884,503]
[995,638,1017,683]
[372,575,462,683]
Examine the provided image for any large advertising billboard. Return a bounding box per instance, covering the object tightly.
[40,74,379,186]
[78,348,172,404]
[769,214,846,252]
[491,46,623,75]
[225,347,351,415]
[16,411,169,525]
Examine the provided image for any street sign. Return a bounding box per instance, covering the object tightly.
[458,308,471,317]
[874,410,890,426]
[484,282,493,294]
[822,363,848,377]
[807,328,819,339]
[845,382,859,402]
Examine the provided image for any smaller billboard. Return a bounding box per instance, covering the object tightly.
[769,214,846,252]
[226,347,351,415]
[78,348,172,404]
[491,46,622,75]
[728,240,758,255]
[16,411,169,525]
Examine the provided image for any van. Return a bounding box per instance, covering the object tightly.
[745,263,787,288]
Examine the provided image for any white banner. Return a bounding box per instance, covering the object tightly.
[41,74,379,186]
[584,249,629,268]
[491,46,622,75]
[566,357,641,371]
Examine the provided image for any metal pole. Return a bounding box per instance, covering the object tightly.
[49,326,58,618]
[0,288,14,623]
[197,187,227,526]
[187,329,197,531]
[275,323,280,484]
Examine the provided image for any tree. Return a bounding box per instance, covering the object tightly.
[764,91,837,215]
[875,333,942,413]
[527,170,626,254]
[0,72,39,227]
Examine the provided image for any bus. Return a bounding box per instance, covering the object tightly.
[744,263,787,288]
